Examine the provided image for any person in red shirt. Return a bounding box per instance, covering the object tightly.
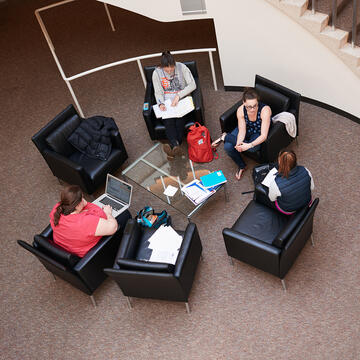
[49,185,118,257]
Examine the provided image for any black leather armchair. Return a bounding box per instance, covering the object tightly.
[142,61,204,141]
[17,210,131,306]
[32,105,128,194]
[223,188,319,290]
[104,219,202,313]
[220,75,301,163]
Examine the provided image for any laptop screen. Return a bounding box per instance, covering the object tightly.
[107,176,132,204]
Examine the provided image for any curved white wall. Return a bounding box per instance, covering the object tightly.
[100,0,360,117]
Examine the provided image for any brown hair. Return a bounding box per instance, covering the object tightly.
[53,185,83,226]
[242,87,259,103]
[278,150,297,178]
[160,51,176,68]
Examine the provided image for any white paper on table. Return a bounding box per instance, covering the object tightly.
[163,185,178,197]
[261,167,278,187]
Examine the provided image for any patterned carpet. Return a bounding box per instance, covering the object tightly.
[1,1,359,359]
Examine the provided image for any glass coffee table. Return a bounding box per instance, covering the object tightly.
[122,142,228,220]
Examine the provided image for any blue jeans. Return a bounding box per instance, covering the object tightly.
[223,128,261,169]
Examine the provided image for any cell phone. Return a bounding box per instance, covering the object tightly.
[143,102,149,111]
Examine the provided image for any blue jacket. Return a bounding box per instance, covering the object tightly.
[269,166,313,212]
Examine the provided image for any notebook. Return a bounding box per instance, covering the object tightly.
[92,174,132,217]
[200,170,227,188]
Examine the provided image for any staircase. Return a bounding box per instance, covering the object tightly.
[266,0,360,78]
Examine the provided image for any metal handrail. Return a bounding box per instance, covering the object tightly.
[35,0,218,117]
[331,0,337,30]
[352,0,358,47]
[312,0,316,14]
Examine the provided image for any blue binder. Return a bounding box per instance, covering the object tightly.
[200,170,227,188]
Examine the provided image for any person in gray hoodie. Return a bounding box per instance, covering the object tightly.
[152,51,196,159]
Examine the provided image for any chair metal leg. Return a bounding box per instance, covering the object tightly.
[311,234,315,247]
[295,137,299,146]
[200,253,204,261]
[185,302,191,314]
[281,279,287,291]
[229,256,234,266]
[126,296,132,309]
[90,295,97,307]
[51,273,56,281]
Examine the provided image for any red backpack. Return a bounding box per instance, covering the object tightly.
[187,122,217,163]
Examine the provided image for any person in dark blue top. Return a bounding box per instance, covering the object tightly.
[212,88,272,180]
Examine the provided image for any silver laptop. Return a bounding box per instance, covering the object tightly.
[93,174,133,217]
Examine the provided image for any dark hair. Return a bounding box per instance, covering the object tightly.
[278,150,297,178]
[53,185,83,226]
[242,87,259,103]
[160,51,176,68]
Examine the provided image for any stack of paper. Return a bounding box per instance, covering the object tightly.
[153,96,195,119]
[148,225,183,265]
[181,179,215,205]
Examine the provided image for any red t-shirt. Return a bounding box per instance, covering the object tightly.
[49,202,107,257]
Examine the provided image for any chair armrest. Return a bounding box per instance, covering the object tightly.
[110,130,127,154]
[40,224,53,239]
[279,198,319,278]
[191,84,204,125]
[74,232,122,291]
[253,184,275,210]
[219,100,242,133]
[261,122,292,162]
[174,222,202,279]
[114,219,141,261]
[192,80,203,111]
[143,84,157,140]
[223,228,281,277]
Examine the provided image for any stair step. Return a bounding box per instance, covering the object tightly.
[280,0,308,17]
[340,43,360,67]
[301,9,329,33]
[320,25,349,49]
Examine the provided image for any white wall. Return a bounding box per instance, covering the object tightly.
[99,0,360,117]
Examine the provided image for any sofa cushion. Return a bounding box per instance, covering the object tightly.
[117,259,175,273]
[273,205,308,248]
[232,200,288,245]
[45,114,81,156]
[255,84,290,116]
[33,235,80,268]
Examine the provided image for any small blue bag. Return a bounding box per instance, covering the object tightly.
[136,206,171,229]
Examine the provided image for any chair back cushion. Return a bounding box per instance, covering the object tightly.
[33,234,80,268]
[45,114,81,156]
[273,205,308,248]
[117,259,175,273]
[255,84,290,116]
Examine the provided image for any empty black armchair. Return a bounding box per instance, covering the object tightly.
[17,212,131,306]
[104,219,202,313]
[223,193,319,290]
[220,75,301,163]
[32,105,128,194]
[143,61,204,141]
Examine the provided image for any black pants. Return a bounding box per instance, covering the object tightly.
[163,116,186,147]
